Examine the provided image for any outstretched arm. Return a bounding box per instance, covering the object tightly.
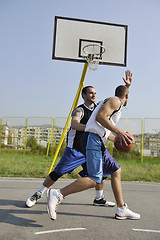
[123,70,132,88]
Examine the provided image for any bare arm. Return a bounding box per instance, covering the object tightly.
[96,97,132,145]
[71,107,86,131]
[96,97,121,134]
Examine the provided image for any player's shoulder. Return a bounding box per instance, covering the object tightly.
[72,106,84,117]
[72,107,83,113]
[104,96,120,104]
[104,97,121,109]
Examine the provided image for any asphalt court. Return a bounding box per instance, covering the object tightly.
[0,178,160,240]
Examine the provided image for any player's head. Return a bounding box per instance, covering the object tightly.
[82,86,96,104]
[115,85,129,106]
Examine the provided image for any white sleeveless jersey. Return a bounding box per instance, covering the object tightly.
[85,97,122,144]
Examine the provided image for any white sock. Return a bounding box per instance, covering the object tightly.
[95,190,103,200]
[38,185,47,195]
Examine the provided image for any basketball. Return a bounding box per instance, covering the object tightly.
[114,132,135,153]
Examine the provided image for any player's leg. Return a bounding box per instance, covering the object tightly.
[80,132,115,207]
[47,132,102,220]
[95,180,104,199]
[111,168,140,219]
[102,148,140,220]
[25,171,61,208]
[93,180,115,207]
[25,147,85,207]
[47,177,96,220]
[111,168,124,207]
[81,161,115,207]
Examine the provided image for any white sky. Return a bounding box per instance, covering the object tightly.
[0,0,160,120]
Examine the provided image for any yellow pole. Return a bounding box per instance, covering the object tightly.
[46,117,55,157]
[141,118,144,163]
[47,63,88,175]
[74,80,85,107]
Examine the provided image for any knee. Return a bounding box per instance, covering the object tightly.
[49,171,62,181]
[112,167,121,178]
[87,177,96,187]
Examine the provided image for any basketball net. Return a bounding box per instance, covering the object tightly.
[82,44,106,71]
[86,54,100,71]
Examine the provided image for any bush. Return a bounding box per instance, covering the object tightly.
[26,137,46,155]
[113,148,141,160]
[47,139,67,157]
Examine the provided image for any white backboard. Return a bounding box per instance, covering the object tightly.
[52,16,128,67]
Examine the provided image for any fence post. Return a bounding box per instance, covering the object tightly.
[46,117,55,157]
[24,118,28,153]
[141,118,144,163]
[0,118,3,150]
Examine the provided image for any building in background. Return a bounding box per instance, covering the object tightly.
[1,122,160,156]
[1,125,65,149]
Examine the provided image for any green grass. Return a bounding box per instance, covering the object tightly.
[0,151,82,179]
[0,150,160,182]
[116,158,160,182]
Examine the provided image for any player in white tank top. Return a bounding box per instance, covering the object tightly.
[85,97,123,144]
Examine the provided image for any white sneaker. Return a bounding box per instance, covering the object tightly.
[47,189,64,220]
[115,203,140,220]
[25,191,42,208]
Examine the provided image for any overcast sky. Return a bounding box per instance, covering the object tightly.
[0,0,160,124]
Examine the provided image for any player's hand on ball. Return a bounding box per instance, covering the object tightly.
[116,130,133,146]
[114,131,135,153]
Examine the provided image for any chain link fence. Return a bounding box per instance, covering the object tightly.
[0,117,160,161]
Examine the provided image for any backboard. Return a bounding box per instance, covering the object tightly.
[52,16,128,67]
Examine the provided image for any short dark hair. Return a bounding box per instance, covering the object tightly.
[82,86,94,95]
[115,85,128,98]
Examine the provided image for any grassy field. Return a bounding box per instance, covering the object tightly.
[0,151,160,182]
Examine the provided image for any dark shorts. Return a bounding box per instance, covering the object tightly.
[54,147,86,176]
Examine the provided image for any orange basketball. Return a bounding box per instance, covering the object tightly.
[114,132,135,153]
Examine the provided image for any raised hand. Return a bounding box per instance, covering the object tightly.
[123,70,132,88]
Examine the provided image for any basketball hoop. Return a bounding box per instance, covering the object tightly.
[82,44,106,71]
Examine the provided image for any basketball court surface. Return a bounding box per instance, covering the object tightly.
[1,178,160,240]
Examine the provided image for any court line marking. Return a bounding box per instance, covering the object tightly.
[132,228,160,233]
[35,227,87,235]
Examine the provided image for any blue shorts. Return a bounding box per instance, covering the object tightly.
[54,147,86,176]
[81,132,120,184]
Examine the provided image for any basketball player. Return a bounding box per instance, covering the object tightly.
[26,86,115,208]
[47,70,141,220]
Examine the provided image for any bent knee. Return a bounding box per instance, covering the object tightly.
[112,167,121,177]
